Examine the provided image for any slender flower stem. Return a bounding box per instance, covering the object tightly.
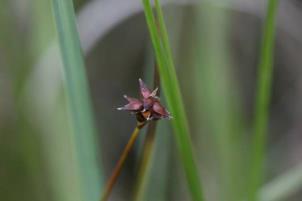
[101,122,146,201]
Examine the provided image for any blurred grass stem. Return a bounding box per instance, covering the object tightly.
[51,0,102,200]
[249,0,279,200]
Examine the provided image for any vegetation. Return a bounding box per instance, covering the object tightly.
[3,0,302,201]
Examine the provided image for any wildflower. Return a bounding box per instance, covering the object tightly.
[118,79,171,122]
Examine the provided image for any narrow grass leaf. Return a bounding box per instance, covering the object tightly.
[142,1,205,201]
[51,1,102,201]
[249,0,279,200]
[194,2,246,201]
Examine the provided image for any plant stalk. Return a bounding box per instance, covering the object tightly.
[101,122,146,201]
[248,0,279,200]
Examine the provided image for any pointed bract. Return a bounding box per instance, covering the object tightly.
[153,101,170,119]
[150,87,158,98]
[118,95,143,111]
[139,78,152,98]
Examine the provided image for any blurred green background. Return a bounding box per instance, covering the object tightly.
[1,0,302,201]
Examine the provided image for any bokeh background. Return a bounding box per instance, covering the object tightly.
[1,0,302,201]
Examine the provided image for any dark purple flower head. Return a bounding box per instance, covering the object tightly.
[118,79,171,122]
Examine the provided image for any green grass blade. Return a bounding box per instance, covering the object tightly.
[142,1,205,201]
[248,0,279,200]
[51,1,102,201]
[153,0,175,72]
[195,2,245,201]
[260,164,302,201]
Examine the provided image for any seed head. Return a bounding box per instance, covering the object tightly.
[118,79,171,122]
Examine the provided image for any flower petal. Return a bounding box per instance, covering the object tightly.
[117,95,143,111]
[123,95,140,103]
[152,101,170,118]
[139,78,152,98]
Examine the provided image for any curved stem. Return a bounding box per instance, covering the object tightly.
[100,122,146,201]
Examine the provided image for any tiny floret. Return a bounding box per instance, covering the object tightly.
[118,79,171,122]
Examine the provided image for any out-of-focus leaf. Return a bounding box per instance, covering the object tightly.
[51,0,103,201]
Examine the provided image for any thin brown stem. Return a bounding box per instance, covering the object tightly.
[101,121,146,201]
